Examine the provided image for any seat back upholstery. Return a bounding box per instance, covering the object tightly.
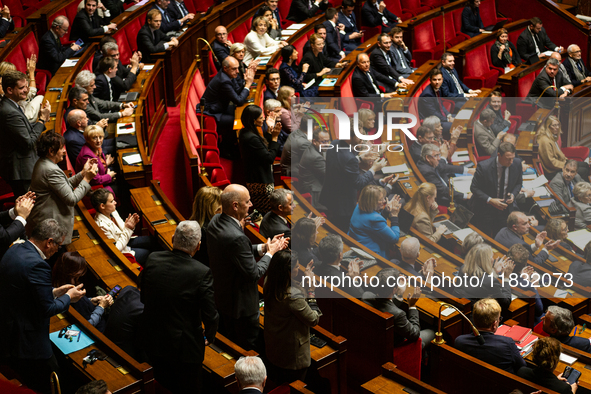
[52,1,82,44]
[414,21,437,51]
[277,0,292,23]
[232,21,251,45]
[517,72,535,97]
[479,0,498,27]
[341,73,358,116]
[113,12,146,65]
[433,13,457,46]
[421,0,447,7]
[451,8,463,34]
[465,46,493,77]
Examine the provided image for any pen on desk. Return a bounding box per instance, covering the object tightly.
[574,327,577,336]
[78,332,81,342]
[583,323,587,333]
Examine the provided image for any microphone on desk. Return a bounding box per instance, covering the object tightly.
[433,303,485,346]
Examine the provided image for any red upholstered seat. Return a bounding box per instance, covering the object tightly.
[517,73,536,98]
[188,0,214,13]
[533,321,549,336]
[232,22,250,45]
[479,0,509,27]
[400,0,431,15]
[277,0,292,27]
[463,46,500,89]
[208,51,218,79]
[392,338,422,379]
[413,21,444,65]
[210,167,231,188]
[433,13,469,49]
[268,384,291,394]
[4,31,49,94]
[421,0,447,7]
[360,25,381,43]
[384,0,412,20]
[451,8,463,36]
[341,74,358,116]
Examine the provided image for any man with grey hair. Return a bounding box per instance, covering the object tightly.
[208,184,288,351]
[234,356,267,392]
[0,219,86,393]
[260,188,293,240]
[422,115,462,166]
[140,220,219,393]
[317,233,364,297]
[75,70,135,124]
[262,98,282,136]
[299,127,329,208]
[38,15,82,76]
[563,44,591,87]
[550,51,572,86]
[392,236,436,279]
[417,143,471,207]
[95,41,143,96]
[526,57,574,109]
[474,108,505,157]
[543,305,591,352]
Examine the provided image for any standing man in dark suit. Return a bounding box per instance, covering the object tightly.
[563,44,591,87]
[201,56,255,157]
[440,52,480,106]
[0,71,50,197]
[38,16,82,76]
[235,356,267,393]
[211,26,232,71]
[103,286,144,361]
[352,53,401,97]
[390,26,414,77]
[470,142,524,236]
[323,8,346,62]
[494,211,559,265]
[549,160,583,205]
[418,68,452,137]
[0,219,86,393]
[338,0,362,53]
[526,58,573,109]
[287,0,329,23]
[70,0,117,43]
[516,17,562,65]
[417,144,473,207]
[137,9,179,63]
[0,5,14,38]
[298,128,329,208]
[207,184,288,351]
[319,131,387,231]
[361,0,400,33]
[260,189,292,240]
[455,298,526,373]
[141,221,219,393]
[150,0,193,34]
[543,306,591,353]
[370,33,414,87]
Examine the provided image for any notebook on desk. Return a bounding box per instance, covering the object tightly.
[328,68,343,75]
[518,120,537,132]
[119,91,139,102]
[484,19,508,31]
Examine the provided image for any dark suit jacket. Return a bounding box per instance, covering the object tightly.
[317,263,364,297]
[494,227,550,266]
[455,331,526,373]
[391,45,413,76]
[567,260,591,288]
[362,292,420,346]
[409,141,422,163]
[0,17,14,39]
[0,210,25,259]
[201,69,250,117]
[260,211,291,240]
[137,24,171,63]
[563,57,591,87]
[322,20,343,60]
[351,66,395,97]
[38,30,77,76]
[516,26,556,65]
[517,367,572,394]
[103,0,127,17]
[555,334,591,353]
[461,6,483,38]
[319,139,376,218]
[64,127,86,166]
[441,67,469,98]
[298,142,325,194]
[491,40,521,69]
[470,156,522,219]
[418,84,449,122]
[168,0,190,20]
[239,130,280,184]
[211,39,231,71]
[370,46,402,80]
[417,159,464,207]
[149,4,181,33]
[0,97,45,182]
[207,213,272,318]
[70,10,106,42]
[141,249,218,363]
[549,171,582,205]
[390,259,421,276]
[87,94,122,123]
[338,10,360,49]
[361,0,398,27]
[103,286,144,361]
[286,0,328,22]
[526,68,570,109]
[94,73,119,102]
[263,88,277,102]
[0,241,71,359]
[281,129,311,177]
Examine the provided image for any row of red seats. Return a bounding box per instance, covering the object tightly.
[2,0,50,27]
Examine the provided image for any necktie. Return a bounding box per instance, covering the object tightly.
[577,61,583,73]
[435,90,446,117]
[383,50,391,66]
[336,25,341,48]
[367,72,380,94]
[448,69,464,94]
[498,166,506,198]
[56,35,61,47]
[396,47,407,69]
[179,1,188,17]
[569,182,574,197]
[552,78,556,90]
[108,79,113,101]
[533,33,541,54]
[163,10,170,22]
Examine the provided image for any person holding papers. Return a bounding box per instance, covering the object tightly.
[243,16,286,66]
[279,45,318,97]
[455,298,526,373]
[568,182,591,230]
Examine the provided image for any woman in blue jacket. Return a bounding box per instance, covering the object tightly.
[461,0,485,38]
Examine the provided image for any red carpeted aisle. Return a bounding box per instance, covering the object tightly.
[151,106,193,218]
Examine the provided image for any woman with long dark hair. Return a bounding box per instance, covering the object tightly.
[461,0,485,38]
[279,45,318,97]
[238,105,281,213]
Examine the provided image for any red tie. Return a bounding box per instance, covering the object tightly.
[435,90,446,118]
[552,78,556,90]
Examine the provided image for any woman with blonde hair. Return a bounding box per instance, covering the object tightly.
[537,115,589,180]
[348,184,401,257]
[0,58,44,121]
[301,33,346,88]
[75,125,117,196]
[277,86,308,146]
[569,182,591,230]
[403,182,447,242]
[230,43,248,87]
[357,108,377,135]
[189,186,222,266]
[518,337,578,393]
[243,16,286,65]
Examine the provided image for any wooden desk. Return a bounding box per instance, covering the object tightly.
[361,362,445,394]
[514,108,553,164]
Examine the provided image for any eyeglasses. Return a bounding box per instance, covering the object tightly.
[216,32,228,36]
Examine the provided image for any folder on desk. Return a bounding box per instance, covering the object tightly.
[119,92,139,102]
[50,324,94,355]
[518,121,536,132]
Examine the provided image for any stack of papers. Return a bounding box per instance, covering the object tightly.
[522,175,548,190]
[451,150,470,163]
[567,229,591,251]
[452,176,473,194]
[255,56,272,66]
[143,64,155,71]
[382,164,409,174]
[288,23,307,29]
[61,59,79,67]
[560,353,578,365]
[455,109,473,120]
[453,228,475,242]
[122,153,142,165]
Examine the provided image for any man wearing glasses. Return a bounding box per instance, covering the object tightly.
[563,44,591,87]
[455,298,525,373]
[38,16,82,76]
[212,25,233,71]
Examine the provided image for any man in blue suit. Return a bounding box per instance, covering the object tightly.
[543,306,591,353]
[455,298,526,373]
[440,53,480,108]
[167,0,195,24]
[150,0,192,33]
[323,8,345,62]
[0,219,86,393]
[201,56,255,157]
[418,68,452,137]
[338,0,363,53]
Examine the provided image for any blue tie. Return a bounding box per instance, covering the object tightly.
[569,182,574,198]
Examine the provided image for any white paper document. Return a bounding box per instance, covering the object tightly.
[382,164,409,174]
[532,187,548,197]
[288,23,307,29]
[452,176,473,194]
[567,229,591,251]
[123,153,142,165]
[143,64,155,71]
[522,175,548,190]
[560,353,577,365]
[441,307,455,317]
[117,123,135,135]
[542,50,553,57]
[303,79,315,90]
[454,109,473,120]
[61,59,79,67]
[451,150,470,162]
[453,228,475,242]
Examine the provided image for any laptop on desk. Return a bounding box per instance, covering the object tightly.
[484,19,508,32]
[119,92,140,102]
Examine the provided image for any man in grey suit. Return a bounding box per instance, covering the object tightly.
[474,108,505,158]
[0,71,51,196]
[75,70,134,124]
[549,159,583,205]
[207,184,288,351]
[298,128,329,208]
[280,114,313,176]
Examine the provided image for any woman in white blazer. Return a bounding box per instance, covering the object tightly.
[90,188,154,264]
[243,16,286,65]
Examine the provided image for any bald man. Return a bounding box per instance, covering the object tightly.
[212,25,232,70]
[391,236,436,279]
[64,110,109,166]
[549,51,573,86]
[563,44,591,87]
[351,53,403,97]
[207,184,288,351]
